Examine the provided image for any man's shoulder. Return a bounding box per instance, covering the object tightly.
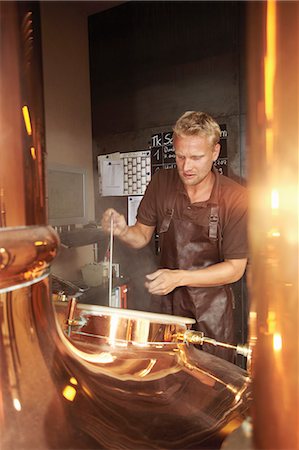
[151,168,179,185]
[218,173,247,196]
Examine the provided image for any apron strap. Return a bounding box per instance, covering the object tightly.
[159,179,180,233]
[209,205,219,240]
[209,204,224,259]
[159,171,223,258]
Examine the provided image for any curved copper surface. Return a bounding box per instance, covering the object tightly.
[247,2,299,449]
[0,225,59,292]
[67,303,195,345]
[0,220,251,448]
[1,277,251,449]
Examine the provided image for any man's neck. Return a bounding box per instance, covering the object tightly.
[185,170,215,204]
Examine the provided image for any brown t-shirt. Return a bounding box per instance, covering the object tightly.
[137,168,248,260]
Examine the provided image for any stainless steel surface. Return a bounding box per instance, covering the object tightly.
[108,215,113,306]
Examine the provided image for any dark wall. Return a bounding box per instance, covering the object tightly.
[89,1,247,216]
[89,1,246,133]
[88,1,248,346]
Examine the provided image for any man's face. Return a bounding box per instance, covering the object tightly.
[174,134,220,187]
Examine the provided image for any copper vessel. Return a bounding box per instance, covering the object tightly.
[247,1,299,449]
[0,2,252,449]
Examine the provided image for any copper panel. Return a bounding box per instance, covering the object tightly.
[1,277,251,449]
[247,2,299,449]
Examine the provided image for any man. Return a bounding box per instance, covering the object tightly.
[101,111,248,361]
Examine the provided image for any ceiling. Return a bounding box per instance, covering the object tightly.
[75,1,127,17]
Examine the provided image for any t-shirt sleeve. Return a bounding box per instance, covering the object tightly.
[222,188,248,260]
[136,171,159,226]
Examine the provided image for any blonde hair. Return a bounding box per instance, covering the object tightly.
[173,111,221,146]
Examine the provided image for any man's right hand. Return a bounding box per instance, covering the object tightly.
[101,208,129,238]
[101,209,155,249]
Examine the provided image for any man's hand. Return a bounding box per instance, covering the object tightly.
[101,209,155,249]
[145,258,248,295]
[145,269,182,295]
[101,208,128,238]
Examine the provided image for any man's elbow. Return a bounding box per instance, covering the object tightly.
[227,258,248,283]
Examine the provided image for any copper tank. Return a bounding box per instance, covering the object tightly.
[247,1,299,449]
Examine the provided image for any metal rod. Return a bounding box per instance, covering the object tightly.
[108,215,114,307]
[182,330,252,359]
[0,188,7,227]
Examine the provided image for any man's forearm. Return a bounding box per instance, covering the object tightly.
[145,259,248,296]
[118,222,155,249]
[178,259,248,287]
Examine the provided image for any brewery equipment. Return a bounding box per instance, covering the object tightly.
[0,2,253,449]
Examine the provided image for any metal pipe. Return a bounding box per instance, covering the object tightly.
[108,214,114,306]
[180,330,252,360]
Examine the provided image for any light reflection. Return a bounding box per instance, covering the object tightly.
[131,341,150,348]
[268,228,280,238]
[265,128,274,160]
[267,311,276,335]
[69,377,78,385]
[273,332,282,352]
[22,105,32,135]
[271,189,279,209]
[108,315,119,346]
[246,0,298,446]
[135,319,150,343]
[34,240,47,246]
[13,398,22,411]
[62,385,77,402]
[30,147,36,160]
[137,359,157,377]
[264,0,276,122]
[95,352,116,364]
[62,333,118,363]
[264,0,276,163]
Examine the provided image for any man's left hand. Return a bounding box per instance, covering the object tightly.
[145,269,182,296]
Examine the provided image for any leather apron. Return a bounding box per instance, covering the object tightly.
[156,175,235,362]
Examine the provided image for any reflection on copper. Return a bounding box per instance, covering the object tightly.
[62,384,77,402]
[137,359,157,377]
[1,246,252,450]
[272,332,282,353]
[247,0,299,449]
[30,146,36,160]
[12,398,22,412]
[0,1,254,448]
[0,247,12,270]
[21,105,32,135]
[69,377,78,385]
[264,0,276,124]
[0,226,59,292]
[271,189,279,209]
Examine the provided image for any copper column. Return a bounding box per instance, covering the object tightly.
[247,2,299,449]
